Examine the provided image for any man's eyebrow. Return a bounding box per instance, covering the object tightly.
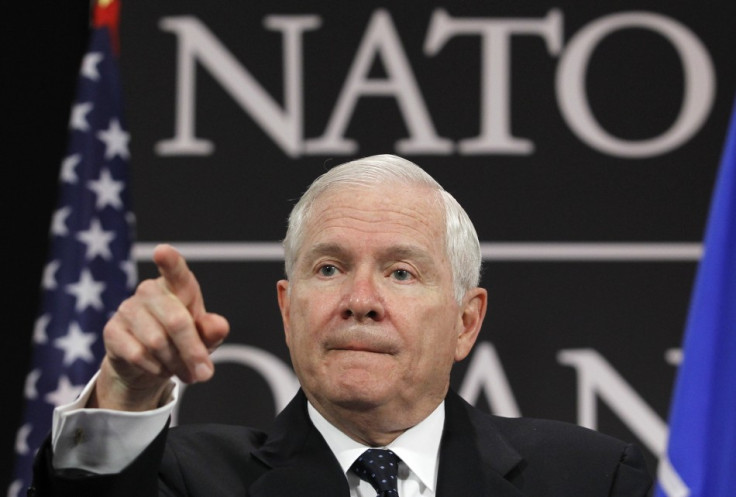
[302,243,434,265]
[378,245,435,266]
[303,243,350,261]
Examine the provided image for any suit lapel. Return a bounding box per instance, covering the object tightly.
[249,390,349,497]
[248,389,527,497]
[436,391,527,497]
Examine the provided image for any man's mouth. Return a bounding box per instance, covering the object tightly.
[325,333,397,355]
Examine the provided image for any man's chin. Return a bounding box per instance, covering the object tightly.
[320,381,396,412]
[300,361,400,410]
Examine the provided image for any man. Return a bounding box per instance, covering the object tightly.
[30,154,652,496]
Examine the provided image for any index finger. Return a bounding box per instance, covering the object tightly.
[153,244,205,316]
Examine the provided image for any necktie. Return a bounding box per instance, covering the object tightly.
[351,448,401,497]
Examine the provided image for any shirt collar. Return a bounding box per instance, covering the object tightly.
[307,400,445,493]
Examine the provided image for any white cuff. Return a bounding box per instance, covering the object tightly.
[51,371,178,474]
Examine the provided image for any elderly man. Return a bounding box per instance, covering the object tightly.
[30,155,652,496]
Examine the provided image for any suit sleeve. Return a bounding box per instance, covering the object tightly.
[608,443,653,497]
[28,424,169,497]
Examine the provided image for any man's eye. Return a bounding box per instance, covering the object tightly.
[319,265,338,277]
[392,269,412,281]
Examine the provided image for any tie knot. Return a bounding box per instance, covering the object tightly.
[351,448,401,496]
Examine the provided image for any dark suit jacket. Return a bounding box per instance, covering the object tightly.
[30,389,652,496]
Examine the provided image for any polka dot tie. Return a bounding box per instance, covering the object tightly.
[351,448,401,497]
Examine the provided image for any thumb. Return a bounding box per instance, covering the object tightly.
[197,312,230,352]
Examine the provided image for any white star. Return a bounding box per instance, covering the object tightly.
[54,322,98,366]
[24,368,42,400]
[97,118,130,160]
[69,102,93,131]
[42,260,60,290]
[33,314,51,344]
[14,423,32,455]
[120,259,138,289]
[8,479,23,497]
[65,268,106,312]
[45,376,84,407]
[76,218,116,260]
[51,206,72,236]
[81,51,103,81]
[60,154,81,184]
[87,168,124,210]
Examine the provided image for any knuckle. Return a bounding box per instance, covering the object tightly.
[136,279,161,298]
[116,297,137,318]
[102,321,119,343]
[125,344,148,366]
[142,332,169,353]
[163,312,195,337]
[187,347,209,363]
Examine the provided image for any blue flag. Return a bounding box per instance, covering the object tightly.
[8,1,135,496]
[655,97,736,497]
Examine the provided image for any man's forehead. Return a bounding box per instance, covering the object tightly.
[311,183,441,219]
[308,191,443,241]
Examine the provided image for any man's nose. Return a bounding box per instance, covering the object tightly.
[341,271,385,321]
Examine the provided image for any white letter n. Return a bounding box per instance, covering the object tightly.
[155,15,320,157]
[558,348,666,456]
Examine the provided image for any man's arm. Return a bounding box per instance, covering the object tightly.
[30,422,170,497]
[51,373,176,474]
[30,244,229,495]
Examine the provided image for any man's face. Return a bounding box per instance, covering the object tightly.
[277,183,486,438]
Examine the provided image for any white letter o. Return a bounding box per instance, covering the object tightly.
[556,11,715,158]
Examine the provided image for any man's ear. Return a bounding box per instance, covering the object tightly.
[454,287,487,362]
[277,280,291,346]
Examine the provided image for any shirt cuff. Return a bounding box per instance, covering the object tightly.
[51,371,178,474]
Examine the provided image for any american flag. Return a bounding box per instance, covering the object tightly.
[8,1,135,495]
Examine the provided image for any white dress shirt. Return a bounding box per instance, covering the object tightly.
[52,375,445,497]
[308,401,444,497]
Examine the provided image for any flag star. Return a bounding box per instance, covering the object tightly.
[65,268,106,312]
[24,369,42,400]
[81,51,103,81]
[33,314,51,344]
[44,376,84,407]
[14,423,32,455]
[120,259,138,289]
[76,218,116,260]
[69,102,93,131]
[8,480,23,497]
[42,260,61,290]
[87,168,124,210]
[54,322,98,366]
[97,118,130,160]
[51,206,72,237]
[60,154,81,184]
